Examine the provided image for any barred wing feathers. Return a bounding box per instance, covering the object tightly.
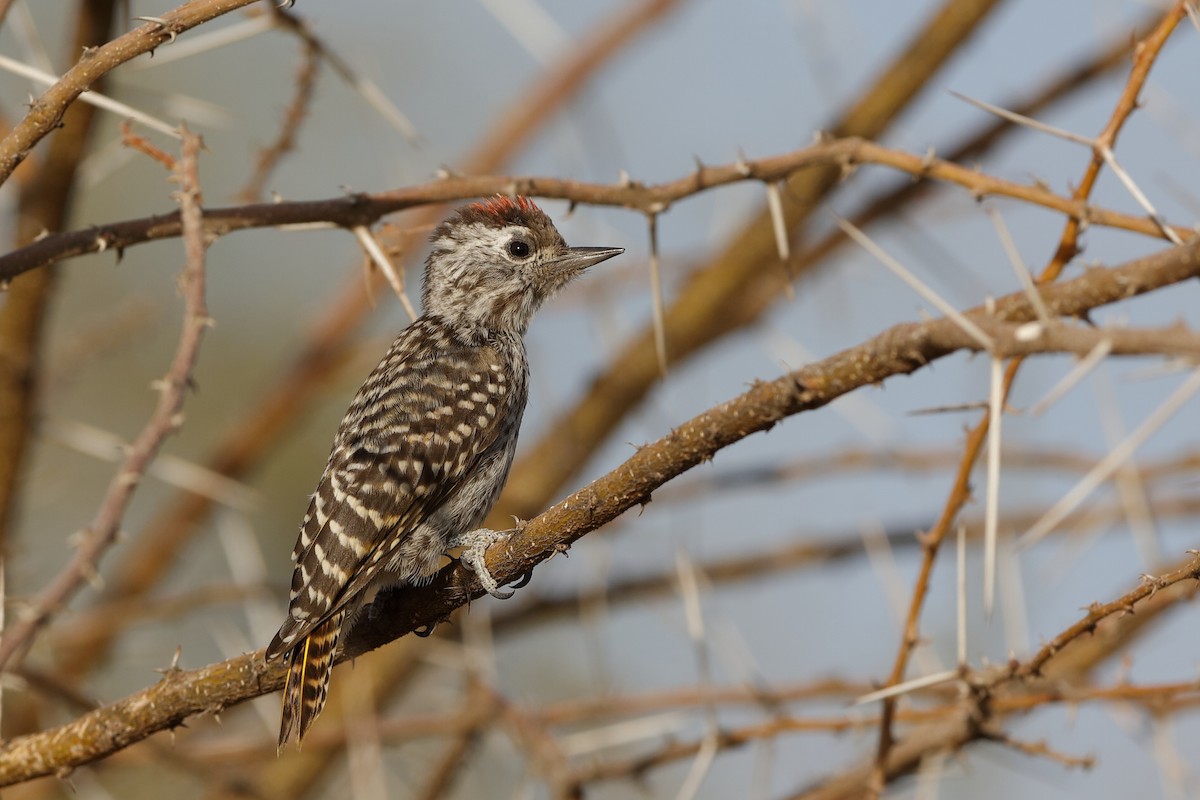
[269,319,517,655]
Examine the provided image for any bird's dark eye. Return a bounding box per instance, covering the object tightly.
[507,239,531,258]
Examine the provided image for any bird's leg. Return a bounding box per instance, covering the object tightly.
[450,519,525,599]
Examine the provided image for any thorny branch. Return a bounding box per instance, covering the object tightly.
[0,138,1191,283]
[868,1,1191,786]
[0,129,212,670]
[3,2,1199,796]
[0,233,1197,784]
[0,0,258,187]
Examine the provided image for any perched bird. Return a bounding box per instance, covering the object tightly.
[267,196,622,747]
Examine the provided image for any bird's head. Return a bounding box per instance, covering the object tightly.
[422,196,623,336]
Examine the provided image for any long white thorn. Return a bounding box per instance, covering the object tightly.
[1098,146,1184,245]
[956,524,967,667]
[0,54,179,138]
[1020,368,1200,549]
[834,214,993,351]
[983,357,1004,618]
[352,226,417,322]
[985,206,1050,323]
[854,669,960,706]
[1029,338,1112,415]
[949,90,1094,146]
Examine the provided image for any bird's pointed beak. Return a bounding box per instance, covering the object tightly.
[555,246,624,272]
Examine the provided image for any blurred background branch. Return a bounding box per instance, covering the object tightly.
[1,1,1199,798]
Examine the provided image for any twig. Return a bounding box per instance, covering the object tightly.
[0,128,212,670]
[236,33,319,203]
[120,119,176,169]
[0,0,259,187]
[982,730,1094,770]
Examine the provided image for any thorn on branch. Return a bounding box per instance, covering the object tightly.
[734,148,752,177]
[156,645,184,677]
[79,561,105,591]
[133,16,180,44]
[646,212,668,377]
[920,146,937,174]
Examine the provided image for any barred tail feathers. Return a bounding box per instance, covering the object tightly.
[279,612,344,749]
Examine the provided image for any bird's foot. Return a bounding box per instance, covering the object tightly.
[451,526,518,599]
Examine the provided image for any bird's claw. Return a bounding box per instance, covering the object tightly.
[451,527,516,599]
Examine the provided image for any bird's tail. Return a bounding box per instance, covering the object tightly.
[279,611,344,750]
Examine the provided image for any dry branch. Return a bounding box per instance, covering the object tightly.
[0,129,213,670]
[0,139,1189,284]
[1,233,1197,785]
[0,0,117,557]
[869,2,1190,780]
[235,33,319,203]
[0,0,258,187]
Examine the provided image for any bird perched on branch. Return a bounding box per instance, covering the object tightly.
[266,196,622,748]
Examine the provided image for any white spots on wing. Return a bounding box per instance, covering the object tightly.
[279,320,536,650]
[324,561,349,586]
[328,519,368,560]
[330,475,347,504]
[344,492,382,527]
[305,584,329,607]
